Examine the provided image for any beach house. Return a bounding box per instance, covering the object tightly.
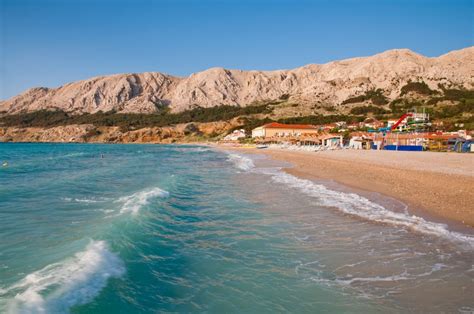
[319,134,344,148]
[223,129,246,141]
[251,123,319,138]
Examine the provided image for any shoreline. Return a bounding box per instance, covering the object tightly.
[218,145,474,229]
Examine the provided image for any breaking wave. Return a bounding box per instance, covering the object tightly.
[117,187,169,215]
[226,153,255,171]
[0,241,124,314]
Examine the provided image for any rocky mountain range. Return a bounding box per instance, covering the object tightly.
[1,47,473,115]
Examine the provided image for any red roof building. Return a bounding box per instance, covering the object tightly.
[252,123,319,138]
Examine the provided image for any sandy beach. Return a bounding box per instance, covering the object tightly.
[222,146,474,228]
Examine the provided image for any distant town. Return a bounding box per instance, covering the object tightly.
[223,109,473,153]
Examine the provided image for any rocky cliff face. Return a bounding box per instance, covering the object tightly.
[1,47,473,115]
[0,121,238,144]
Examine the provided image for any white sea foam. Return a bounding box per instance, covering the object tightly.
[62,197,110,204]
[226,153,255,171]
[117,187,169,214]
[268,169,474,248]
[174,146,211,153]
[188,147,211,153]
[313,263,448,287]
[0,240,124,314]
[227,152,474,248]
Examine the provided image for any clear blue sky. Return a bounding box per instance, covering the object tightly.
[0,0,473,99]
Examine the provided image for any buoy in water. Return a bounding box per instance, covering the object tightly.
[2,161,8,167]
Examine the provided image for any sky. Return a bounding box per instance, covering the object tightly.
[0,0,473,99]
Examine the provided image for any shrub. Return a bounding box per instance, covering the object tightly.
[432,101,474,119]
[183,123,201,135]
[425,88,474,105]
[277,114,362,125]
[231,117,274,134]
[440,88,474,102]
[0,110,69,127]
[82,128,102,140]
[342,89,388,106]
[400,81,434,96]
[350,106,389,115]
[0,103,275,129]
[389,100,424,114]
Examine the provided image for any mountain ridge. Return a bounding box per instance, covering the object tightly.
[1,47,473,115]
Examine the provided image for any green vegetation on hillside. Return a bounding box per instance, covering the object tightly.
[0,104,274,130]
[341,89,388,106]
[431,100,474,119]
[277,114,362,125]
[400,81,435,96]
[426,88,474,105]
[389,99,424,114]
[232,117,274,134]
[390,87,474,117]
[350,106,390,115]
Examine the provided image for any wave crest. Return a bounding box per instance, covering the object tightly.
[226,153,255,171]
[1,240,125,314]
[118,187,169,214]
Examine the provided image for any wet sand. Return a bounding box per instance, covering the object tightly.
[221,146,474,228]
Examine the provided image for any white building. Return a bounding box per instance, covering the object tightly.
[251,126,266,138]
[223,129,246,141]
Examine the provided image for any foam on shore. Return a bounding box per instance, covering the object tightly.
[227,152,474,248]
[0,240,124,314]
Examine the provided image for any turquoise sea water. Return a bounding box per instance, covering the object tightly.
[0,143,473,313]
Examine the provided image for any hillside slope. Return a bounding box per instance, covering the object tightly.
[1,47,473,115]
